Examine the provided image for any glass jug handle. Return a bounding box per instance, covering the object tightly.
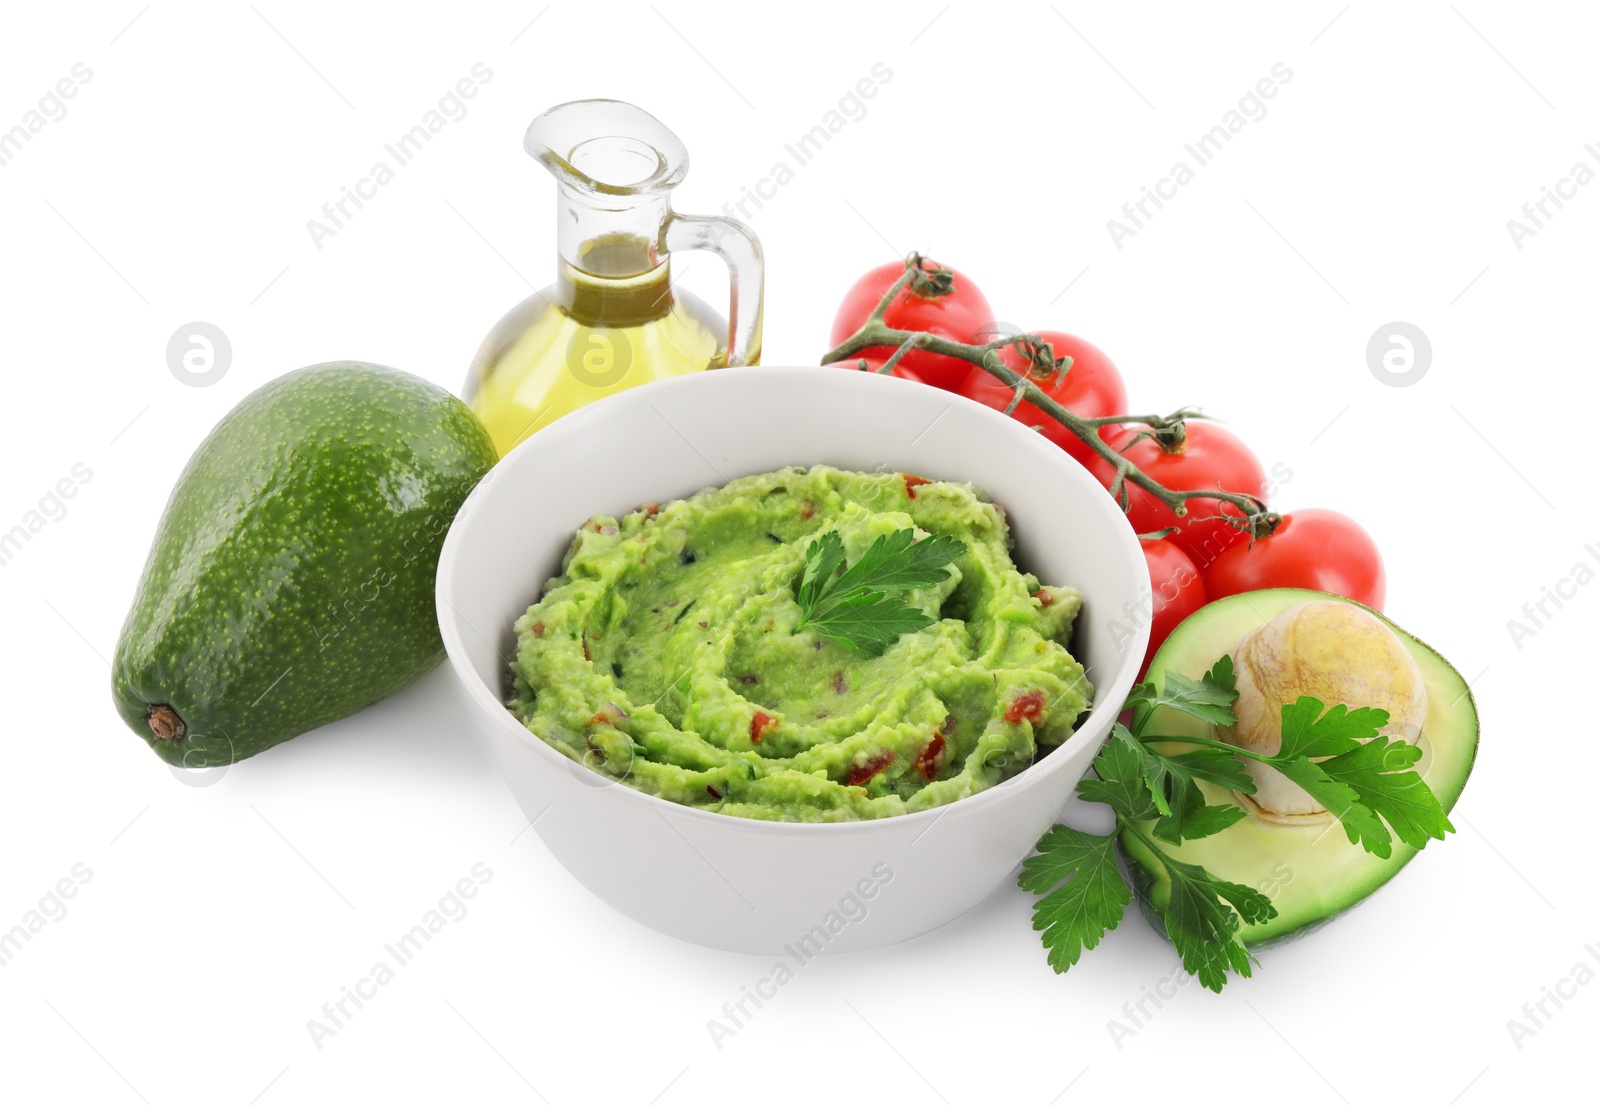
[663,213,764,367]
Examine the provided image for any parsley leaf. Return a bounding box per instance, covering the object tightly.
[1159,852,1275,992]
[1075,728,1157,820]
[1204,655,1237,698]
[1275,697,1389,760]
[1272,758,1393,856]
[1018,826,1131,973]
[825,528,968,598]
[1137,742,1257,820]
[1119,694,1256,845]
[1268,697,1454,858]
[1175,801,1249,841]
[796,531,844,613]
[1127,656,1240,731]
[792,529,966,657]
[1317,739,1455,849]
[794,591,932,658]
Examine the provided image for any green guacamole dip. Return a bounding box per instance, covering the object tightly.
[509,466,1091,822]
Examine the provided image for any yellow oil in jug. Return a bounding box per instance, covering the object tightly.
[468,241,731,455]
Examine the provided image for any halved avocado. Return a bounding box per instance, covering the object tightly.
[1118,588,1478,949]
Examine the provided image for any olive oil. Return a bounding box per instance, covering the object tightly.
[464,100,764,456]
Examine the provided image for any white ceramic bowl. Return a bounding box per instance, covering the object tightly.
[436,366,1147,954]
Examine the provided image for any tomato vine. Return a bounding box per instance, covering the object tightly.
[821,253,1278,539]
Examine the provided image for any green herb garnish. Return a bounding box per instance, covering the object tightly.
[1019,655,1453,991]
[792,528,966,657]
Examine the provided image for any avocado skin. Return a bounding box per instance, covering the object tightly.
[111,362,497,767]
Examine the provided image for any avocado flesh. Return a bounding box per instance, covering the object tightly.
[1118,588,1478,948]
[111,362,497,767]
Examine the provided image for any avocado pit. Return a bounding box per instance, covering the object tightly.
[1225,600,1427,823]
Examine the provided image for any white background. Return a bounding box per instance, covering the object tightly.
[1,1,1592,1107]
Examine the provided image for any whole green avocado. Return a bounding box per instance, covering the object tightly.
[112,361,498,768]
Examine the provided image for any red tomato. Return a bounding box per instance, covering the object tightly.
[824,356,927,385]
[1202,508,1385,610]
[750,712,778,745]
[914,732,948,779]
[846,750,895,787]
[1138,538,1208,678]
[829,259,994,391]
[958,331,1128,465]
[1086,422,1266,570]
[1004,691,1046,725]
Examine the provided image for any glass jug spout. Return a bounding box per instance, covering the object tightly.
[525,98,690,199]
[525,99,687,279]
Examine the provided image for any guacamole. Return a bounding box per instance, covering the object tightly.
[509,466,1091,822]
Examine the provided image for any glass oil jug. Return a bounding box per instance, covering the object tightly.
[463,99,764,455]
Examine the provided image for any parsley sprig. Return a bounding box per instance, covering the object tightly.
[793,529,966,657]
[1019,655,1454,991]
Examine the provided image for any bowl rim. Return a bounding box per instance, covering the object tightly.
[436,365,1148,836]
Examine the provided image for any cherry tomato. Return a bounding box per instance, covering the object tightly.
[829,259,994,391]
[1202,508,1385,610]
[1086,422,1266,570]
[958,331,1128,465]
[1139,538,1208,678]
[824,357,927,385]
